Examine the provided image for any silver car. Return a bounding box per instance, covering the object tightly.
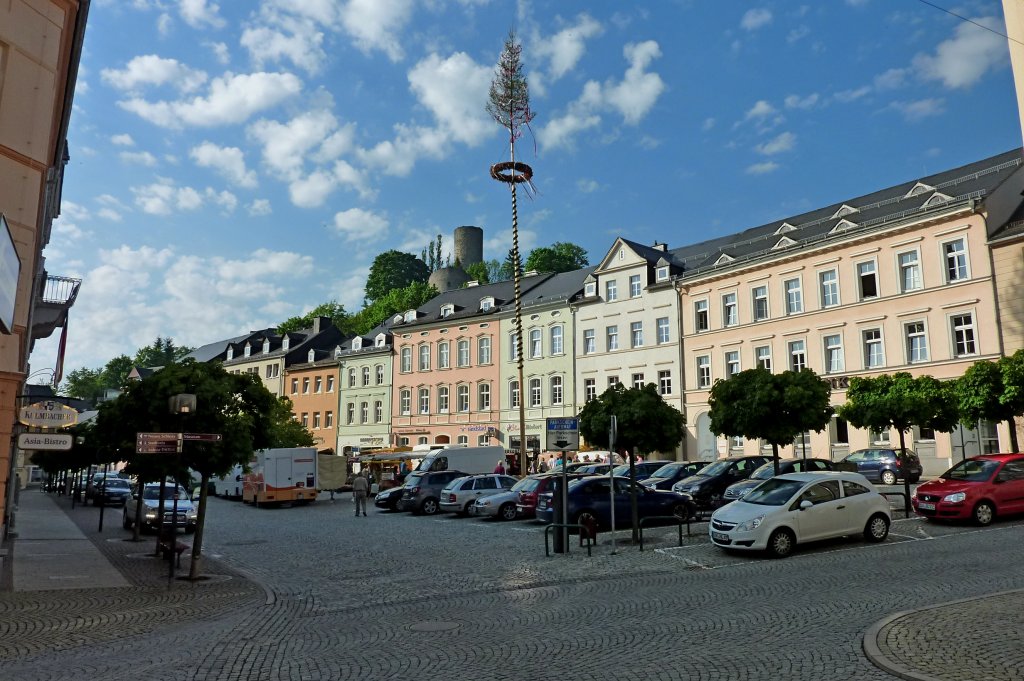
[469,477,533,520]
[123,483,198,533]
[439,474,518,514]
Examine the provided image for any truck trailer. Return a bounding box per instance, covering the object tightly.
[242,448,318,506]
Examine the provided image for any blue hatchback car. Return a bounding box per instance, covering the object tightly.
[535,475,695,528]
[839,448,922,485]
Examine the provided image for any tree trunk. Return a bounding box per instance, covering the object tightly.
[898,429,911,515]
[188,472,210,580]
[1007,418,1020,452]
[772,443,780,476]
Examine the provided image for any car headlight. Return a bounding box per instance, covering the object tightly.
[942,492,966,503]
[186,508,198,518]
[735,515,765,532]
[145,511,157,519]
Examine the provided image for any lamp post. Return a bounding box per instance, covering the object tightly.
[167,394,195,586]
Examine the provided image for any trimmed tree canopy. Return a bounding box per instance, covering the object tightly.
[578,383,685,456]
[364,250,430,304]
[525,242,589,274]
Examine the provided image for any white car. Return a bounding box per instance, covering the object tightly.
[708,471,891,558]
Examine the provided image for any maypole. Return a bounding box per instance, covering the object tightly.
[487,31,535,477]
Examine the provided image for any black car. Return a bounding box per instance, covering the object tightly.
[671,455,771,510]
[839,448,923,485]
[374,485,405,511]
[535,476,696,528]
[642,461,710,491]
[722,458,834,503]
[610,460,675,482]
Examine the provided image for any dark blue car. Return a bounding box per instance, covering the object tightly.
[535,475,695,528]
[839,448,922,485]
[641,461,710,491]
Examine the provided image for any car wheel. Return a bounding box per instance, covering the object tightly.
[463,500,476,515]
[864,514,890,542]
[671,502,691,523]
[499,502,517,521]
[973,501,995,526]
[880,470,897,486]
[421,498,439,515]
[767,528,795,558]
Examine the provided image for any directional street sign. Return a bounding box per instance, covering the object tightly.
[182,433,222,442]
[545,417,580,451]
[136,432,180,454]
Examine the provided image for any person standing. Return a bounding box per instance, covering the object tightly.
[494,459,506,474]
[352,471,368,516]
[538,456,548,473]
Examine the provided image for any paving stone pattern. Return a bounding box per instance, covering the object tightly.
[3,493,1024,680]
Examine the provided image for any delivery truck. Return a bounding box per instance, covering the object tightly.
[414,445,506,475]
[242,448,318,506]
[213,464,244,500]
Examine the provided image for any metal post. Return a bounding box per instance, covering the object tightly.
[169,438,181,587]
[97,463,109,532]
[609,415,617,555]
[801,431,807,461]
[561,451,569,553]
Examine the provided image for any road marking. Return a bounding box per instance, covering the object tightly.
[887,531,923,541]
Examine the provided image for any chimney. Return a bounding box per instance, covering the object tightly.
[653,241,667,252]
[465,280,479,287]
[312,316,333,334]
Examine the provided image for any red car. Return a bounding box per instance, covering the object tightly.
[515,473,585,518]
[912,454,1024,526]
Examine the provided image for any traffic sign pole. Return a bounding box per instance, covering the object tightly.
[609,415,617,555]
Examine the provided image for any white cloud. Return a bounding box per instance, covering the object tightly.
[190,141,258,188]
[787,25,810,43]
[61,201,90,221]
[784,93,818,109]
[912,16,1007,89]
[130,177,207,215]
[207,41,230,65]
[101,55,208,93]
[755,131,796,155]
[97,208,123,222]
[157,13,172,37]
[248,199,272,216]
[249,109,339,179]
[119,150,158,166]
[408,52,493,146]
[890,98,945,121]
[745,100,776,119]
[746,161,779,175]
[241,14,326,75]
[530,13,604,94]
[97,194,129,210]
[205,188,238,213]
[874,68,908,90]
[332,207,389,241]
[340,0,415,62]
[118,71,303,128]
[110,133,135,146]
[577,179,599,193]
[741,8,772,31]
[834,86,870,102]
[702,117,716,131]
[180,0,226,29]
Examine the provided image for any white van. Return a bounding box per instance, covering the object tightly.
[415,445,507,475]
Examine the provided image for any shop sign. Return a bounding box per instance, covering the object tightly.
[827,376,850,391]
[18,401,78,428]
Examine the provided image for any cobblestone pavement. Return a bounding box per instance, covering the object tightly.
[3,491,1024,680]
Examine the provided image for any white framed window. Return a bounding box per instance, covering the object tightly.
[313,412,321,429]
[606,280,618,301]
[418,344,430,371]
[550,325,563,355]
[658,370,672,396]
[438,386,449,413]
[857,260,879,300]
[263,339,271,354]
[824,334,844,373]
[302,377,310,394]
[584,378,597,402]
[529,378,542,407]
[478,336,492,364]
[725,350,741,378]
[418,388,430,414]
[723,292,738,327]
[418,437,428,446]
[656,317,670,344]
[375,365,384,385]
[629,274,642,297]
[457,385,470,412]
[315,376,323,393]
[325,411,333,428]
[752,285,769,321]
[943,237,969,282]
[608,375,620,389]
[347,369,356,388]
[291,378,298,394]
[509,332,519,361]
[656,266,669,282]
[457,340,470,367]
[789,340,807,371]
[374,401,383,423]
[550,376,563,405]
[695,299,709,332]
[243,343,251,358]
[784,278,803,314]
[630,321,643,348]
[478,382,491,410]
[632,373,645,389]
[951,313,977,356]
[345,405,353,425]
[400,347,412,373]
[583,329,596,354]
[863,329,884,368]
[755,345,772,371]
[440,304,454,318]
[584,282,596,297]
[819,269,840,308]
[480,297,494,311]
[360,402,368,424]
[529,329,542,358]
[509,380,520,408]
[400,390,411,416]
[696,355,712,388]
[458,435,469,445]
[327,375,335,392]
[898,250,922,292]
[905,321,928,363]
[438,341,450,369]
[606,325,619,351]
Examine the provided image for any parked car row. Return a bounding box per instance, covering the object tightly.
[122,482,198,533]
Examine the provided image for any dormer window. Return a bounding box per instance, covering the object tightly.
[403,309,417,323]
[226,347,234,361]
[905,182,935,198]
[831,204,859,219]
[584,281,596,297]
[262,339,270,353]
[714,253,734,266]
[308,349,315,362]
[334,346,343,358]
[480,297,494,312]
[772,236,797,250]
[923,192,953,208]
[656,266,669,282]
[282,336,290,351]
[774,222,797,235]
[440,304,455,318]
[243,343,251,358]
[829,218,858,235]
[375,333,387,347]
[352,337,363,350]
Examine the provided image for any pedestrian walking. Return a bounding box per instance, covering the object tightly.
[539,456,548,473]
[352,471,368,516]
[494,459,506,474]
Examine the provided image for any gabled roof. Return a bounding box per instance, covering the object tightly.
[391,273,555,329]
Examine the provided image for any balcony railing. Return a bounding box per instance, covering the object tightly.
[39,274,81,305]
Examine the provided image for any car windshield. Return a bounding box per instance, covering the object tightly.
[650,464,681,479]
[510,478,532,492]
[742,479,805,506]
[101,479,130,489]
[407,473,426,484]
[750,463,776,481]
[142,486,187,500]
[941,459,1001,482]
[697,460,731,476]
[520,479,540,492]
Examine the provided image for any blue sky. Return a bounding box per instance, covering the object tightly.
[33,0,1021,379]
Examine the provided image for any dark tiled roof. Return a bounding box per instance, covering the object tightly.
[185,332,254,362]
[518,267,597,309]
[391,273,556,329]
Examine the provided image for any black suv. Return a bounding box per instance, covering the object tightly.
[397,470,466,515]
[670,455,770,510]
[641,461,711,491]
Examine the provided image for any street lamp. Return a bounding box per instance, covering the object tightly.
[166,394,195,586]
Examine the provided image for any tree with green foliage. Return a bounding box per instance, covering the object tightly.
[61,355,133,402]
[364,250,430,304]
[351,281,439,335]
[957,350,1024,451]
[277,301,352,335]
[838,372,959,511]
[525,242,589,273]
[578,382,686,538]
[708,368,834,475]
[133,337,193,368]
[499,248,522,281]
[463,261,491,285]
[421,234,451,273]
[269,397,316,448]
[98,359,283,578]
